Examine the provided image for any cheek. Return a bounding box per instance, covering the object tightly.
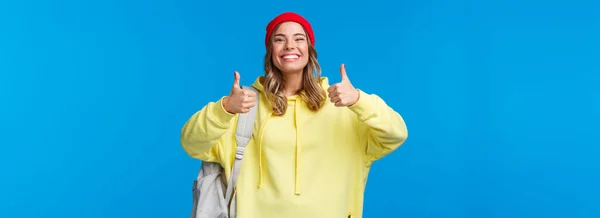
[299,46,309,62]
[271,47,281,62]
[302,51,310,63]
[302,55,309,64]
[272,54,281,66]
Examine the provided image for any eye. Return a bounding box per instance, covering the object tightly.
[295,38,305,42]
[274,38,285,43]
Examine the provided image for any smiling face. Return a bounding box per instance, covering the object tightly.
[270,21,310,75]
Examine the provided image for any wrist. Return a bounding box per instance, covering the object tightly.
[222,96,235,114]
[348,88,360,106]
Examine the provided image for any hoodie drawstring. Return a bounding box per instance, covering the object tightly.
[257,113,271,188]
[256,96,302,195]
[293,97,300,195]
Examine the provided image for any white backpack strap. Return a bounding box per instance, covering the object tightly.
[225,86,259,216]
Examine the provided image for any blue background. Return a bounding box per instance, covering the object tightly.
[1,0,599,217]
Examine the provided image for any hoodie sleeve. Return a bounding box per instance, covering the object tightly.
[180,96,237,163]
[349,89,408,162]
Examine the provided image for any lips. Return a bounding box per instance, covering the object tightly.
[281,54,300,62]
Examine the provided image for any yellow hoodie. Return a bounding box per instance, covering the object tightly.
[181,76,408,218]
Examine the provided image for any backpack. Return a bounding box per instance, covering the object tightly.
[190,86,259,218]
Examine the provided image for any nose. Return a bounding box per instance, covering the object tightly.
[284,40,295,50]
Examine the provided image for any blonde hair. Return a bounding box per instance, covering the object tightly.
[262,31,326,116]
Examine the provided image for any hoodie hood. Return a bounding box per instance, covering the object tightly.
[248,76,330,195]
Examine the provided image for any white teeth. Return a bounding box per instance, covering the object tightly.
[283,55,299,59]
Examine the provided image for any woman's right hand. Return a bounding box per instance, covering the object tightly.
[223,71,257,114]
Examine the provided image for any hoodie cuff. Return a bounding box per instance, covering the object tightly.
[347,89,375,121]
[210,96,236,127]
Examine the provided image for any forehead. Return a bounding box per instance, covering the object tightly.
[274,22,306,35]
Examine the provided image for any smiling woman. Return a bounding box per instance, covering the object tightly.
[180,12,408,218]
[263,15,324,116]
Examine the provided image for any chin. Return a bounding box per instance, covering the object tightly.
[276,62,306,74]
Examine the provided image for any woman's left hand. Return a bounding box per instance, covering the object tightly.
[327,64,360,107]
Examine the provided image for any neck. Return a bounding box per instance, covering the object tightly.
[283,70,303,96]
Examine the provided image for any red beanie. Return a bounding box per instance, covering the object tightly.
[265,12,315,49]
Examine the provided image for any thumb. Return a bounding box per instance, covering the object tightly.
[340,63,349,81]
[233,71,241,88]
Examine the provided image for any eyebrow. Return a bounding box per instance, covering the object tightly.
[274,33,306,37]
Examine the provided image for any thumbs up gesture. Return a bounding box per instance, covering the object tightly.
[223,71,257,114]
[327,64,360,107]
